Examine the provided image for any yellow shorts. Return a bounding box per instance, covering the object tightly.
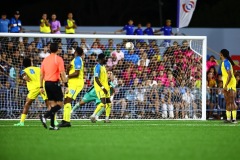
[95,89,110,99]
[27,88,47,100]
[65,85,84,100]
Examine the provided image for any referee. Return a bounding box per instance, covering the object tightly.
[40,42,68,130]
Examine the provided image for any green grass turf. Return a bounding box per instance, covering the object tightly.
[0,120,240,160]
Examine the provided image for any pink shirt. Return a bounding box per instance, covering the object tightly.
[107,58,118,67]
[111,50,124,61]
[164,78,176,87]
[206,61,217,71]
[157,65,165,71]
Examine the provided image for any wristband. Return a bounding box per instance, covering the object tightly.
[66,75,68,78]
[101,86,104,89]
[64,82,68,87]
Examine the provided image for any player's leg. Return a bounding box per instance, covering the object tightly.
[175,102,180,119]
[104,98,112,123]
[229,89,238,123]
[162,103,167,119]
[168,103,174,119]
[223,90,231,123]
[95,97,105,120]
[90,91,106,123]
[60,86,83,127]
[14,97,34,126]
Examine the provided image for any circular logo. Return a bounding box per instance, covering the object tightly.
[182,1,195,13]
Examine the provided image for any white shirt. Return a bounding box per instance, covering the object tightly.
[39,51,50,58]
[182,93,195,104]
[137,59,150,66]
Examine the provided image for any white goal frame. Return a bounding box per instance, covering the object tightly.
[0,33,207,120]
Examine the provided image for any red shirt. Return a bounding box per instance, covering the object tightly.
[41,54,65,81]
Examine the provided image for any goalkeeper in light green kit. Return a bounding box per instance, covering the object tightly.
[72,71,115,121]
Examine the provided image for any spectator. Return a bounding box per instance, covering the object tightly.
[154,19,173,47]
[50,13,61,43]
[0,13,10,33]
[104,46,114,57]
[115,19,134,35]
[65,12,77,49]
[92,38,105,50]
[124,49,139,65]
[105,39,116,50]
[2,40,16,56]
[182,89,196,119]
[39,45,50,58]
[32,37,43,50]
[149,83,160,118]
[39,13,51,46]
[206,55,218,71]
[161,88,173,119]
[80,38,90,49]
[113,79,127,118]
[207,71,216,88]
[138,52,150,67]
[107,53,118,69]
[9,11,22,33]
[143,22,154,43]
[9,11,22,44]
[172,88,183,119]
[87,42,103,56]
[134,23,144,43]
[111,44,124,61]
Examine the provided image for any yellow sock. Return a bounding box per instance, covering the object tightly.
[232,110,237,120]
[226,110,231,121]
[20,114,27,123]
[93,103,105,115]
[54,114,57,121]
[64,103,71,122]
[105,103,111,117]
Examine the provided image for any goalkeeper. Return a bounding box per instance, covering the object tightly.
[71,70,115,121]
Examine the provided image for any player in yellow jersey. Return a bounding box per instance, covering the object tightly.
[14,58,52,126]
[90,53,112,123]
[58,47,85,127]
[220,49,237,124]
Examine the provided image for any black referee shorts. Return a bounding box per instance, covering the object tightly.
[45,81,63,101]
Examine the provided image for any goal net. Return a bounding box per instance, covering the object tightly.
[0,33,207,120]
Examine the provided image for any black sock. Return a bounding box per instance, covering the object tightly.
[50,105,61,127]
[44,110,52,118]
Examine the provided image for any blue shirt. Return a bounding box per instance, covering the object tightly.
[94,63,101,77]
[134,28,143,35]
[0,18,10,32]
[10,18,22,33]
[223,59,231,71]
[160,26,172,36]
[143,27,154,35]
[122,25,134,35]
[124,53,139,64]
[74,56,82,70]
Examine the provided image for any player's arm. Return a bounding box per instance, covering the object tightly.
[58,57,68,87]
[21,71,31,82]
[224,61,232,90]
[65,20,71,29]
[94,65,108,94]
[40,65,45,88]
[68,58,81,79]
[40,20,45,27]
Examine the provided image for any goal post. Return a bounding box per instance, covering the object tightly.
[0,33,207,120]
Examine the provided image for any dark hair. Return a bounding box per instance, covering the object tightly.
[50,43,58,53]
[221,49,235,66]
[75,47,83,56]
[23,58,31,68]
[98,53,106,60]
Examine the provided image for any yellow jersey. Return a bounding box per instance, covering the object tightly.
[94,63,110,91]
[21,67,41,91]
[40,19,51,33]
[221,59,237,91]
[65,19,76,34]
[68,56,84,87]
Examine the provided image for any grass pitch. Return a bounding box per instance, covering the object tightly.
[0,120,239,160]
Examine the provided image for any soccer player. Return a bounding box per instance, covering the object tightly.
[71,70,115,121]
[219,49,237,123]
[14,58,55,126]
[58,47,85,127]
[90,53,111,123]
[40,43,68,130]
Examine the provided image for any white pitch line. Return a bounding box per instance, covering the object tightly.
[0,123,238,127]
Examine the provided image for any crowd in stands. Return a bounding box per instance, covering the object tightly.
[0,11,239,119]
